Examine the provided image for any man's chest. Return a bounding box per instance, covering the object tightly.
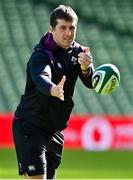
[51,50,80,83]
[55,49,79,70]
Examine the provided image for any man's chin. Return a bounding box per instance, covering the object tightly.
[63,42,73,48]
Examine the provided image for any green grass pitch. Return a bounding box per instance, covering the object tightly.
[0,148,133,179]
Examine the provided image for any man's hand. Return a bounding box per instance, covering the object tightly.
[78,47,93,72]
[51,75,66,101]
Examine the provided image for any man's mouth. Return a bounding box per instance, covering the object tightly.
[64,38,72,41]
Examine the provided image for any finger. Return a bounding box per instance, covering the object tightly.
[78,53,92,60]
[78,53,88,59]
[59,94,64,101]
[57,87,64,94]
[84,47,90,53]
[57,90,64,101]
[78,58,81,64]
[59,97,64,101]
[58,75,66,87]
[78,58,85,64]
[78,52,84,57]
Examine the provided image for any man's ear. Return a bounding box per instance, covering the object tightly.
[49,27,52,33]
[50,26,54,33]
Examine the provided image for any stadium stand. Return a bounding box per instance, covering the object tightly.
[0,0,133,114]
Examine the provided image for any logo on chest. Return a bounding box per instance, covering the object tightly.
[71,56,78,65]
[57,62,62,69]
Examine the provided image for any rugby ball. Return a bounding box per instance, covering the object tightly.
[92,64,120,95]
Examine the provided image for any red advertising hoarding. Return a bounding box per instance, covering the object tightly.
[0,113,14,148]
[64,115,133,150]
[0,113,133,150]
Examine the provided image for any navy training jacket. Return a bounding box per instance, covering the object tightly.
[15,32,94,131]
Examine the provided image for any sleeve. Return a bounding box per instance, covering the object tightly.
[75,45,95,89]
[79,63,95,89]
[28,51,55,95]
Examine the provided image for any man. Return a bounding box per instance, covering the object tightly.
[12,4,94,179]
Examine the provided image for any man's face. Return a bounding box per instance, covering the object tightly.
[51,19,77,49]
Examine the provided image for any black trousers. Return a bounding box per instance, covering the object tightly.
[12,117,64,179]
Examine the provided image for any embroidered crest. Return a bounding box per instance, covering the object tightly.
[71,56,77,65]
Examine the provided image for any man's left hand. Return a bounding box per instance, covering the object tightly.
[78,48,93,71]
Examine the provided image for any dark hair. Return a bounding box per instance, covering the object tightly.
[50,5,78,27]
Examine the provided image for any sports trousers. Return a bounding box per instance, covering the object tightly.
[12,117,64,179]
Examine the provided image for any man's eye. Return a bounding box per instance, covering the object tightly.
[61,26,66,30]
[70,26,75,31]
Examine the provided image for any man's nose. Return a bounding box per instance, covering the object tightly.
[66,29,71,36]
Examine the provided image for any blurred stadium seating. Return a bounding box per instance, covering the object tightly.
[0,0,133,114]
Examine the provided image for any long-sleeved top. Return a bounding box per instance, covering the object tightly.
[15,32,94,131]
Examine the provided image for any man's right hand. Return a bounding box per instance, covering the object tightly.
[51,75,66,101]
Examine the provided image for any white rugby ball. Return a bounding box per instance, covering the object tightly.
[92,64,120,95]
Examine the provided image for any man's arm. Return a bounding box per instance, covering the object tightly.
[29,52,66,100]
[28,52,55,95]
[78,48,95,88]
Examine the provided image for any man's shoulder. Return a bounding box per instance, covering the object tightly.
[34,47,53,59]
[28,48,53,66]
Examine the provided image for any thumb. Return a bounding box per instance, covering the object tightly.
[58,75,66,87]
[84,47,90,53]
